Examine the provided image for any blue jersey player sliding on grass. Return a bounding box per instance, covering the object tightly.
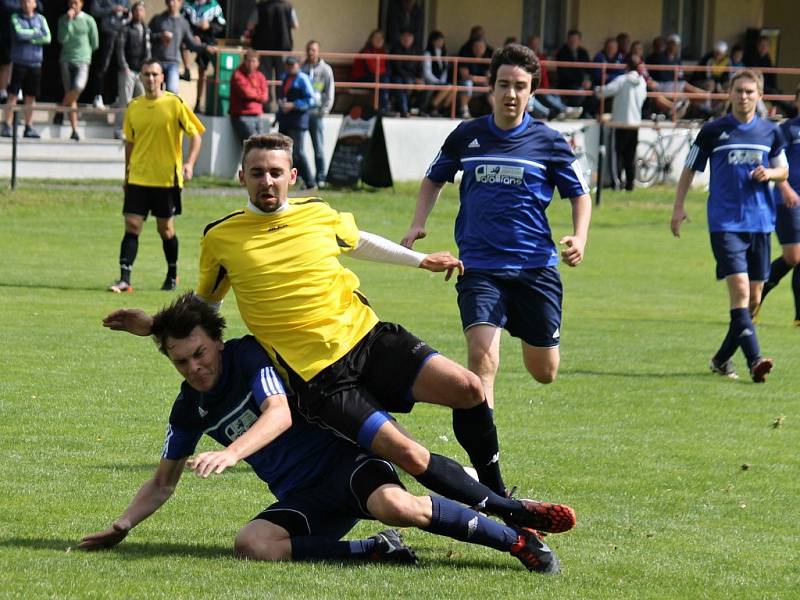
[78,293,568,573]
[402,43,592,422]
[671,69,788,382]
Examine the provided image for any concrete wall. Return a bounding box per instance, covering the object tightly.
[430,0,524,49]
[707,0,763,48]
[576,0,662,58]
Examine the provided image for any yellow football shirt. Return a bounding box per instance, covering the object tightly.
[196,198,379,381]
[123,92,205,188]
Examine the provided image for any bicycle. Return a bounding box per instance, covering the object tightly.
[634,117,700,187]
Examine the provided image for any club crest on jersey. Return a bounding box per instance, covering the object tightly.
[727,149,762,165]
[225,409,258,441]
[475,164,524,185]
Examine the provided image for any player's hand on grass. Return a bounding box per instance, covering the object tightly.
[419,251,463,281]
[559,235,585,267]
[187,450,238,477]
[400,226,426,248]
[102,308,153,336]
[670,207,690,237]
[78,520,130,550]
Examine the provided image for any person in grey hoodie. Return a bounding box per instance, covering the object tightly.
[149,0,211,94]
[595,54,647,191]
[300,39,334,187]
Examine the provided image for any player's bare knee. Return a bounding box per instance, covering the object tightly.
[391,442,430,476]
[532,367,557,384]
[368,486,420,526]
[452,368,485,408]
[234,529,284,561]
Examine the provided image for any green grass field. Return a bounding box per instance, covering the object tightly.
[1,180,797,599]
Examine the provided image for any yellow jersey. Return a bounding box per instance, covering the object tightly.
[196,198,379,381]
[123,92,205,188]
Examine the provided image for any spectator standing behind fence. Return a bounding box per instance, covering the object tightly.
[595,54,647,191]
[390,28,422,118]
[89,0,129,110]
[246,0,297,113]
[149,0,209,94]
[277,55,315,189]
[1,0,50,139]
[525,35,581,120]
[555,30,594,116]
[592,37,622,86]
[421,30,454,117]
[114,0,149,139]
[229,49,268,144]
[352,29,390,114]
[182,0,225,113]
[301,39,333,187]
[55,0,98,142]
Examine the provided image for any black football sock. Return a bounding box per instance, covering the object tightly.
[452,401,506,495]
[413,453,520,517]
[119,232,138,283]
[422,495,518,552]
[792,266,800,321]
[726,307,761,367]
[762,256,793,302]
[290,536,376,561]
[162,236,178,279]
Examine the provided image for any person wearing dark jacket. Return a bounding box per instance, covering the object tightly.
[114,0,149,137]
[276,55,315,189]
[245,0,297,111]
[390,28,422,117]
[89,0,129,109]
[149,0,210,94]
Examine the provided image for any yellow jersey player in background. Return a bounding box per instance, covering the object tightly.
[108,58,205,294]
[195,133,577,551]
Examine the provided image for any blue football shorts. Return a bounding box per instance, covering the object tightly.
[456,266,563,348]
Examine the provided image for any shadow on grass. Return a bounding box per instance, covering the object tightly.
[560,368,707,378]
[92,463,251,475]
[0,537,231,560]
[0,281,109,293]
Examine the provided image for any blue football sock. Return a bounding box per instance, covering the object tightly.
[792,267,800,320]
[726,307,761,367]
[713,309,740,364]
[422,495,518,552]
[764,257,793,298]
[290,536,376,561]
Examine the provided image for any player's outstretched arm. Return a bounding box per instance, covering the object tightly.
[671,168,695,237]
[560,193,592,267]
[187,394,292,478]
[351,231,463,281]
[78,458,185,551]
[418,251,464,281]
[401,177,445,248]
[102,308,154,336]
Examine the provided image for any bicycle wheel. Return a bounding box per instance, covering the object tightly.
[635,141,661,188]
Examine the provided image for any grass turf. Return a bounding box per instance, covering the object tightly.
[0,180,797,599]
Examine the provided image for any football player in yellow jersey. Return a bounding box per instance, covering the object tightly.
[194,133,577,537]
[108,58,205,294]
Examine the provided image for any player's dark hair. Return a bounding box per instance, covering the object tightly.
[489,43,541,91]
[141,57,163,72]
[241,133,294,169]
[151,292,226,355]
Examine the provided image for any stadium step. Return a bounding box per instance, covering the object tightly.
[0,136,124,179]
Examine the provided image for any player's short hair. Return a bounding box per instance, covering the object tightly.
[729,68,763,93]
[151,292,226,355]
[489,43,541,91]
[241,133,294,169]
[140,58,163,73]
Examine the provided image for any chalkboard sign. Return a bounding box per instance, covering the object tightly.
[326,106,393,188]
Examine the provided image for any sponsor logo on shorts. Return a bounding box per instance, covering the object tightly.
[475,164,524,185]
[727,149,762,166]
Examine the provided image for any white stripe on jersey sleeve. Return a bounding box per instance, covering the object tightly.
[684,144,700,169]
[259,366,286,398]
[570,160,590,194]
[161,424,174,459]
[770,150,788,168]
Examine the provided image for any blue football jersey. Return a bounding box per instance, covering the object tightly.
[685,113,787,233]
[779,116,800,193]
[426,113,589,270]
[162,335,342,500]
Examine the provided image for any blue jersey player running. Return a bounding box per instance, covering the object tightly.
[671,69,788,382]
[78,293,564,573]
[754,85,800,324]
[402,44,591,417]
